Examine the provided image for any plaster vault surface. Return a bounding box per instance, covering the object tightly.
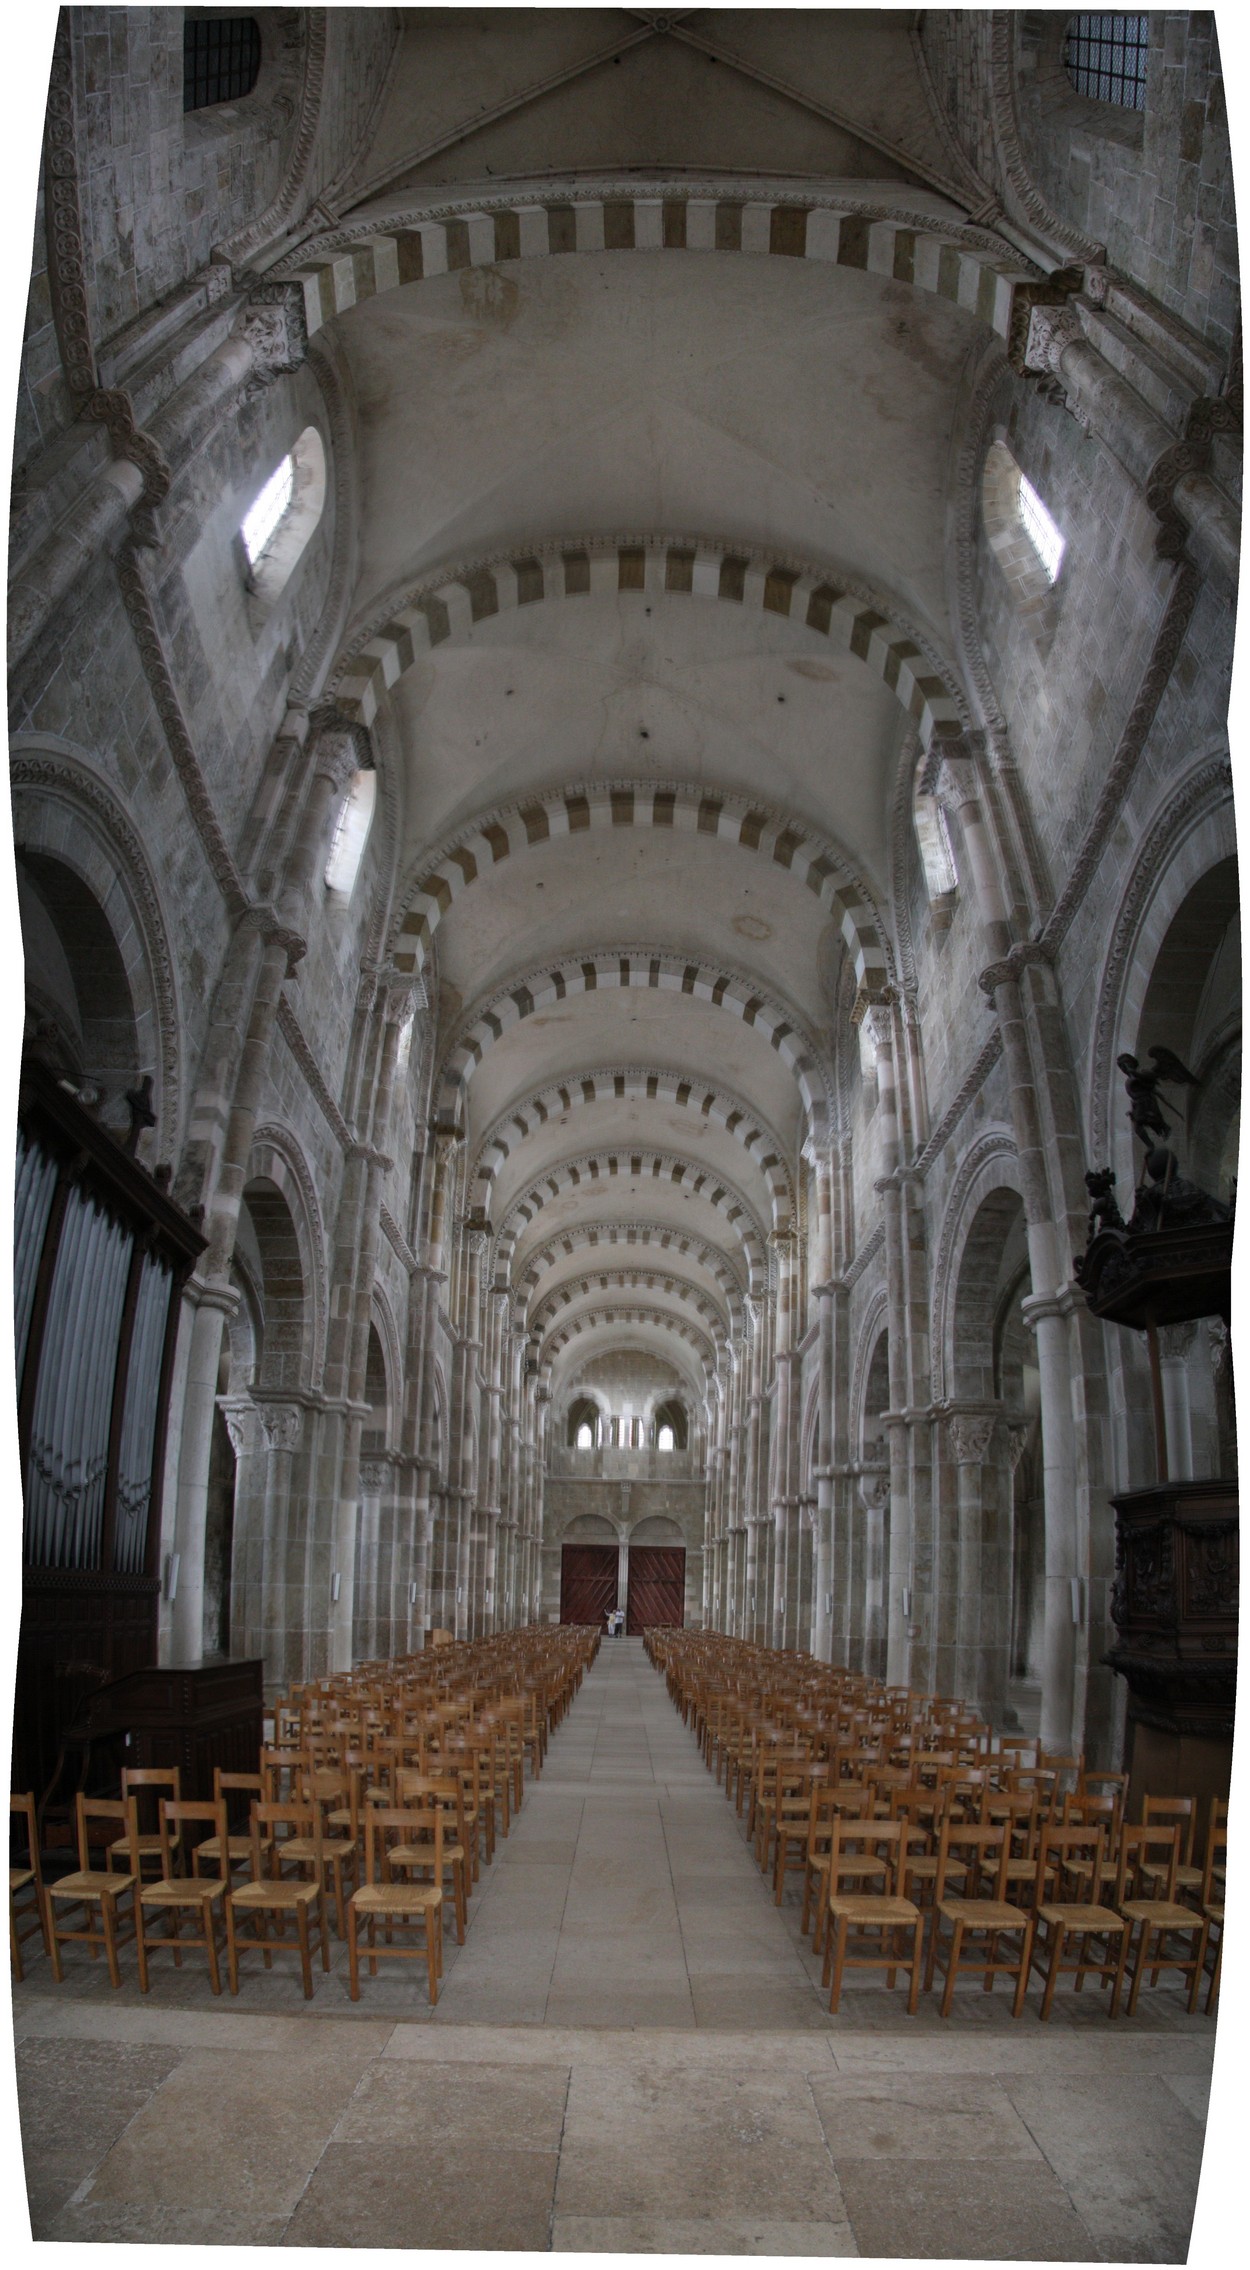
[13,1646,1212,2255]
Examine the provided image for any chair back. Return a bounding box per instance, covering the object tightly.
[1141,1793,1196,1865]
[1034,1821,1106,1906]
[213,1769,264,1836]
[1114,1821,1179,1906]
[159,1799,229,1884]
[933,1817,1010,1905]
[78,1793,140,1876]
[248,1800,321,1883]
[365,1803,444,1885]
[120,1766,181,1836]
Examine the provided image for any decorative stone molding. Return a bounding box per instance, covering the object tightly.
[83,390,172,542]
[217,12,331,270]
[114,546,249,920]
[987,14,1105,269]
[1159,1322,1201,1361]
[977,940,1053,997]
[275,997,355,1152]
[359,1461,389,1495]
[307,707,371,791]
[929,1130,1020,1403]
[857,1469,890,1514]
[249,1123,330,1391]
[1006,1422,1030,1472]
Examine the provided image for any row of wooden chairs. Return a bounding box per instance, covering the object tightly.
[649,1627,1228,2022]
[11,1622,600,2005]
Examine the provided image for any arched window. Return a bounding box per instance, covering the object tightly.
[982,440,1066,638]
[325,770,377,900]
[576,1423,594,1450]
[1063,16,1149,111]
[912,750,958,911]
[657,1424,675,1452]
[240,427,327,621]
[184,17,261,113]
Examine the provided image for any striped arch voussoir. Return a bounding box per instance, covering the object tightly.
[531,1269,728,1342]
[335,535,963,773]
[436,947,834,1138]
[472,1066,794,1227]
[284,187,1035,365]
[515,1219,746,1320]
[543,1306,717,1375]
[497,1150,769,1291]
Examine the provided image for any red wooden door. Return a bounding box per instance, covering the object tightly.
[626,1546,686,1632]
[560,1544,618,1627]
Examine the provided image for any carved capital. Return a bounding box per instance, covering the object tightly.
[1023,301,1084,377]
[239,282,309,391]
[306,721,369,803]
[1006,1422,1031,1473]
[1159,1320,1201,1361]
[257,1402,303,1453]
[948,1411,997,1465]
[359,1460,388,1494]
[218,1396,260,1458]
[857,1468,890,1514]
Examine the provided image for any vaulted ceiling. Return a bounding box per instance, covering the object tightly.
[287,9,1008,1406]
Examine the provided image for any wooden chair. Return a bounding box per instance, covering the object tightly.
[824,1817,924,2015]
[1139,1795,1203,1905]
[1113,1822,1210,2016]
[192,1770,263,1884]
[225,1802,331,1998]
[291,1770,360,1937]
[1027,1824,1131,2020]
[393,1770,471,1943]
[348,1804,444,2004]
[136,1799,230,1994]
[47,1794,141,1989]
[925,1819,1034,2018]
[10,1792,50,1979]
[111,1767,181,1879]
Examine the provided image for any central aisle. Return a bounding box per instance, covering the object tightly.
[432,1634,830,2029]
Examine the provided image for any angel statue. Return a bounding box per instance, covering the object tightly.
[1116,1046,1198,1148]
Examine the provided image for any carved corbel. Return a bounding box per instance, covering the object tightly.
[238,282,310,395]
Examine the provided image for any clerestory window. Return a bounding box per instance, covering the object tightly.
[184,17,261,113]
[1063,16,1149,112]
[240,427,327,623]
[325,771,378,900]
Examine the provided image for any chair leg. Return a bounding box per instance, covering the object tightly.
[296,1902,313,1999]
[226,1903,240,1994]
[347,1905,360,2001]
[1039,1924,1064,2021]
[829,1915,849,2014]
[1012,1924,1034,2018]
[101,1894,124,1991]
[907,1920,922,2015]
[939,1920,963,2020]
[135,1900,151,1994]
[205,1902,222,1996]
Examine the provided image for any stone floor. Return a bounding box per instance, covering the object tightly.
[8,1640,1224,2255]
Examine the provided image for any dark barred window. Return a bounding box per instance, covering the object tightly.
[1063,15,1150,110]
[183,16,261,113]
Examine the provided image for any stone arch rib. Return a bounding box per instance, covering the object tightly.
[280,184,1038,350]
[515,1219,746,1321]
[471,1065,794,1227]
[496,1148,769,1290]
[531,1269,729,1342]
[333,535,964,767]
[437,948,834,1138]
